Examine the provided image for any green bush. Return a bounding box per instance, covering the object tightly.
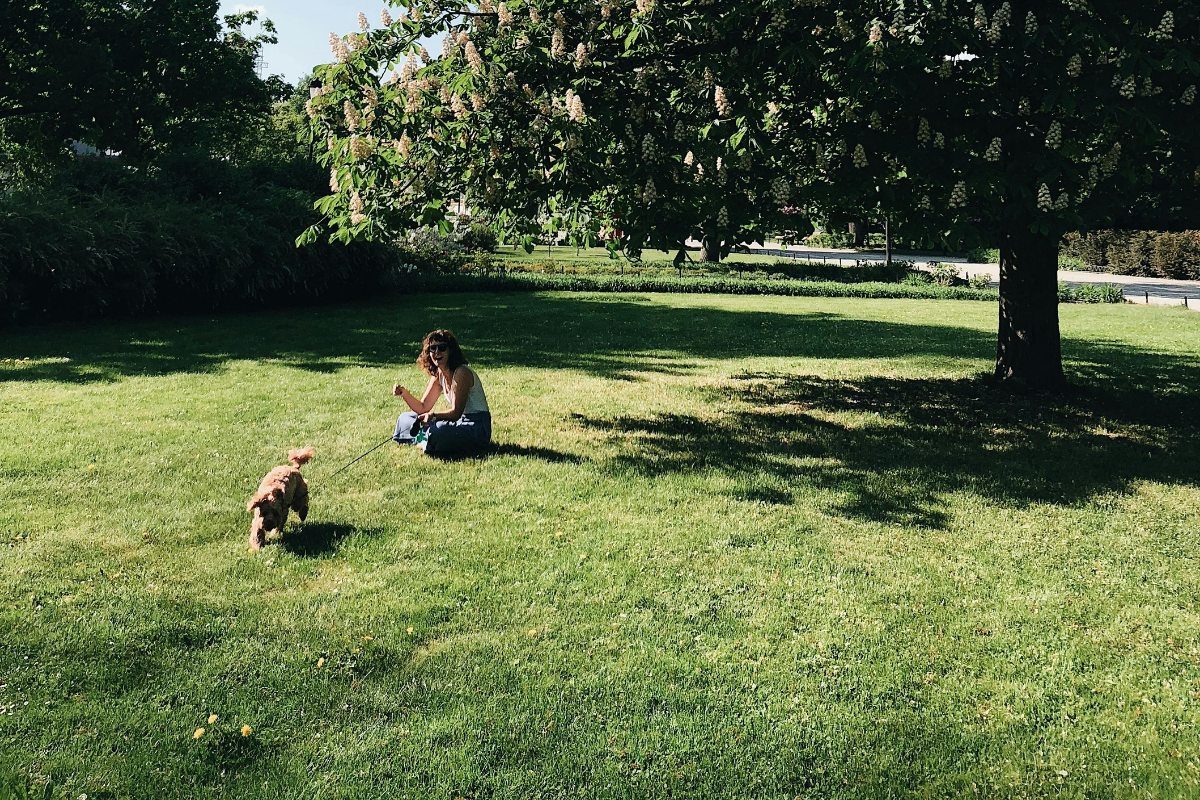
[965,247,1000,263]
[968,273,993,290]
[926,262,962,286]
[457,223,498,253]
[0,155,405,322]
[1057,282,1126,304]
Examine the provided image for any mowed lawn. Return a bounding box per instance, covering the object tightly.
[2,292,1199,800]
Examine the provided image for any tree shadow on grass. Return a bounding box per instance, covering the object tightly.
[0,293,1000,384]
[574,371,1200,528]
[425,441,584,464]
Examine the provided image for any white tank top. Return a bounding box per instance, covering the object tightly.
[439,366,490,415]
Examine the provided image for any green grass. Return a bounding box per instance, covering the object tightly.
[2,292,1199,799]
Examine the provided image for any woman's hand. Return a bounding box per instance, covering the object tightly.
[419,411,437,425]
[393,384,405,397]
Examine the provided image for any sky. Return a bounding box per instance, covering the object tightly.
[218,1,379,86]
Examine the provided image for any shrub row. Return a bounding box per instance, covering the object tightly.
[489,256,914,283]
[404,271,1002,301]
[1060,231,1200,280]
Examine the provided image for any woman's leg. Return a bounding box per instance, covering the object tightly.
[393,411,421,444]
[423,416,490,455]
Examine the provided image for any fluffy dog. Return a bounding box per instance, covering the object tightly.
[247,447,314,550]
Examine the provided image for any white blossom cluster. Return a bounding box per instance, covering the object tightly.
[1037,183,1053,211]
[381,8,392,26]
[1054,191,1070,211]
[1183,85,1197,106]
[471,93,486,111]
[344,100,361,130]
[635,0,655,15]
[330,167,340,193]
[683,151,695,168]
[350,193,366,225]
[715,86,731,117]
[1023,12,1037,36]
[641,133,656,160]
[869,23,883,44]
[358,12,369,31]
[920,194,933,213]
[917,117,931,145]
[465,40,484,73]
[984,137,1002,161]
[852,143,868,168]
[1155,11,1174,39]
[329,32,350,62]
[1067,54,1082,78]
[565,89,585,122]
[451,93,467,119]
[869,111,882,130]
[973,5,987,29]
[349,134,373,160]
[1100,142,1122,175]
[575,43,590,68]
[1018,97,1031,116]
[934,132,946,149]
[498,2,513,26]
[716,206,729,226]
[1119,76,1136,99]
[1045,121,1062,149]
[551,28,565,57]
[642,177,656,204]
[397,131,412,157]
[770,177,790,205]
[948,182,968,208]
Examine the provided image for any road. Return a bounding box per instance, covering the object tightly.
[742,245,1200,311]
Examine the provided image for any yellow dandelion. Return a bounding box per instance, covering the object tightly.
[528,629,538,637]
[363,635,374,642]
[316,657,325,667]
[241,725,252,737]
[87,464,96,470]
[193,727,206,739]
[207,714,218,724]
[407,627,414,634]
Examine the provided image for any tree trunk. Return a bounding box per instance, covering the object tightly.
[994,225,1065,390]
[699,232,721,263]
[849,219,867,248]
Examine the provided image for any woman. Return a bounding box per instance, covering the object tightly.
[392,329,492,455]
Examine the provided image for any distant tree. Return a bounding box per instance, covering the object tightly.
[0,1,281,172]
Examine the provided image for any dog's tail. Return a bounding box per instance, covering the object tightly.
[288,446,315,467]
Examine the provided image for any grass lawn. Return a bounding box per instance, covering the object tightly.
[2,292,1199,799]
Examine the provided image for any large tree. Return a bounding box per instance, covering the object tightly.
[311,0,1200,389]
[0,1,281,169]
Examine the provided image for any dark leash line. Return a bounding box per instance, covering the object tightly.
[322,435,395,483]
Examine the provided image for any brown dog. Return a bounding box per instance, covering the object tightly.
[247,447,313,550]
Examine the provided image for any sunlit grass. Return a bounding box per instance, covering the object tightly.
[1,293,1199,799]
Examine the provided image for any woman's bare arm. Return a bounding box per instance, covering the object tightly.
[393,376,441,413]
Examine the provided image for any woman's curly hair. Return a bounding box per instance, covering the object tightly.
[416,329,468,376]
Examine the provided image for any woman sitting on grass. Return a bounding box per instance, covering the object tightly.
[392,329,491,455]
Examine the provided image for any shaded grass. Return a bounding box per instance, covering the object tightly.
[1,293,1199,799]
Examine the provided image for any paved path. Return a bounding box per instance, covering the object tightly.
[742,245,1200,310]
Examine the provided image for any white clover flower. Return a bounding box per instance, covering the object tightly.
[917,117,931,145]
[714,86,731,117]
[984,137,1002,161]
[852,143,868,168]
[1045,121,1062,149]
[1037,183,1053,211]
[498,2,513,26]
[1067,54,1082,78]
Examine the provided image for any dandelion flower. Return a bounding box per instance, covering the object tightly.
[193,728,206,739]
[207,714,218,725]
[316,657,325,667]
[241,725,252,737]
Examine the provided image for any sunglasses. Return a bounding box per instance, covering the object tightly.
[426,342,449,353]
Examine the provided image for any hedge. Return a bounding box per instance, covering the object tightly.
[1060,231,1200,280]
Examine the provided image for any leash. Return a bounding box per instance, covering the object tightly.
[323,435,395,482]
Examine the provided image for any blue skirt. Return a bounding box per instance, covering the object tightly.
[394,411,492,455]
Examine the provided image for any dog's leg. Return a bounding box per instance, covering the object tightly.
[249,514,266,551]
[293,478,310,522]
